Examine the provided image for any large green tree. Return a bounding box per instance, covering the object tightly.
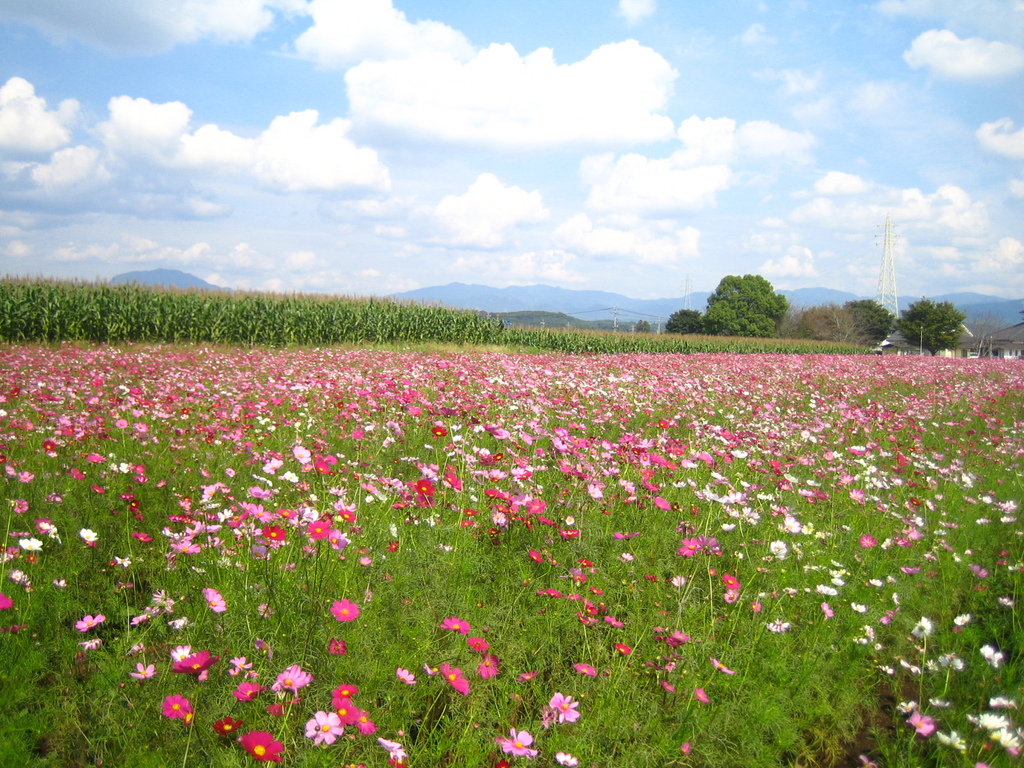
[703,275,788,337]
[665,308,704,335]
[896,298,966,355]
[843,299,896,344]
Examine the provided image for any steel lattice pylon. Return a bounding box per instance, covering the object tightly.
[876,214,900,318]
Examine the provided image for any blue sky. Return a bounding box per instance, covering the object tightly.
[1,0,1022,300]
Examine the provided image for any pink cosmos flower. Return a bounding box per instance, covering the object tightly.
[573,663,597,677]
[439,663,470,695]
[710,657,735,674]
[496,728,539,758]
[331,599,360,622]
[478,654,500,679]
[130,663,156,680]
[354,711,377,735]
[859,534,877,548]
[233,681,266,701]
[694,688,710,703]
[378,738,407,762]
[518,671,538,681]
[821,602,834,619]
[172,649,219,675]
[0,593,13,610]
[202,588,227,613]
[440,616,470,634]
[396,667,417,685]
[908,710,936,737]
[75,614,105,632]
[238,730,284,763]
[162,694,193,721]
[305,711,343,746]
[549,692,581,723]
[556,752,580,766]
[273,664,313,693]
[467,636,489,652]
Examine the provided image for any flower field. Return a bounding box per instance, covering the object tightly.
[1,344,1021,767]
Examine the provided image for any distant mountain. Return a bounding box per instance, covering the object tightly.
[392,282,1024,328]
[111,268,223,291]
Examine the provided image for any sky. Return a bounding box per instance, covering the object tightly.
[0,0,1022,302]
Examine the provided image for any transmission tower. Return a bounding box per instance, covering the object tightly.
[876,214,900,318]
[683,274,692,311]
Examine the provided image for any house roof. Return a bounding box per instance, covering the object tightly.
[990,321,1024,343]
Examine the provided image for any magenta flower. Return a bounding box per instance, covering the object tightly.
[496,728,539,758]
[305,711,343,746]
[908,710,936,737]
[162,694,193,721]
[273,664,313,693]
[478,653,500,679]
[439,663,470,695]
[440,616,470,634]
[75,614,105,632]
[130,663,156,680]
[467,636,489,652]
[710,657,736,674]
[549,692,581,723]
[0,593,13,610]
[202,587,227,613]
[859,534,877,548]
[233,681,267,701]
[573,663,597,677]
[396,667,417,685]
[172,649,220,675]
[694,688,710,703]
[331,599,360,622]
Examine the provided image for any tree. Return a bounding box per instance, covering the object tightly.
[783,304,862,343]
[703,275,788,337]
[896,298,966,355]
[844,299,895,345]
[665,308,704,335]
[634,319,652,333]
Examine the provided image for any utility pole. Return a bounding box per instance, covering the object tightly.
[876,214,900,319]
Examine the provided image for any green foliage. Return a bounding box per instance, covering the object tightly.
[634,319,652,333]
[844,299,895,344]
[895,298,967,355]
[703,275,789,337]
[665,308,704,335]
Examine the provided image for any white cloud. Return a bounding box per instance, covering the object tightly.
[0,77,79,156]
[976,118,1024,160]
[293,0,473,68]
[619,0,657,25]
[0,0,295,54]
[790,183,989,235]
[761,246,818,278]
[581,152,732,214]
[1010,178,1024,197]
[975,236,1023,274]
[30,145,110,189]
[904,29,1024,79]
[876,0,1024,45]
[252,111,390,193]
[738,23,775,47]
[755,68,822,95]
[96,96,390,193]
[430,173,548,248]
[346,40,677,148]
[814,171,872,195]
[676,116,815,166]
[450,249,586,285]
[554,213,700,265]
[283,250,322,271]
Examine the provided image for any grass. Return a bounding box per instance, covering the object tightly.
[0,343,1020,767]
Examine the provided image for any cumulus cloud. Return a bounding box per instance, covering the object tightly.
[450,249,585,285]
[581,152,732,214]
[0,0,299,54]
[30,145,110,189]
[761,246,818,278]
[294,0,473,67]
[676,116,815,166]
[975,236,1023,274]
[346,40,677,148]
[95,96,390,193]
[904,29,1024,79]
[429,173,548,249]
[0,77,79,156]
[790,184,989,235]
[619,0,656,25]
[976,118,1024,160]
[813,171,872,195]
[554,213,699,265]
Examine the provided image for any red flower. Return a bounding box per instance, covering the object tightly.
[721,573,741,591]
[214,717,243,735]
[262,526,286,542]
[328,638,347,656]
[238,730,284,762]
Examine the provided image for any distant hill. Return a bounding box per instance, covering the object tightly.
[111,268,223,291]
[393,282,1024,328]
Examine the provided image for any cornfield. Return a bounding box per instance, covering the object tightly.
[0,277,868,354]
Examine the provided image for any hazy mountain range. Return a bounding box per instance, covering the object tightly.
[110,270,1024,328]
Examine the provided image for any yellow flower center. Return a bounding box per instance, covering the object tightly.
[254,745,266,756]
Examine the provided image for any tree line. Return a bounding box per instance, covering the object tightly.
[663,274,967,354]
